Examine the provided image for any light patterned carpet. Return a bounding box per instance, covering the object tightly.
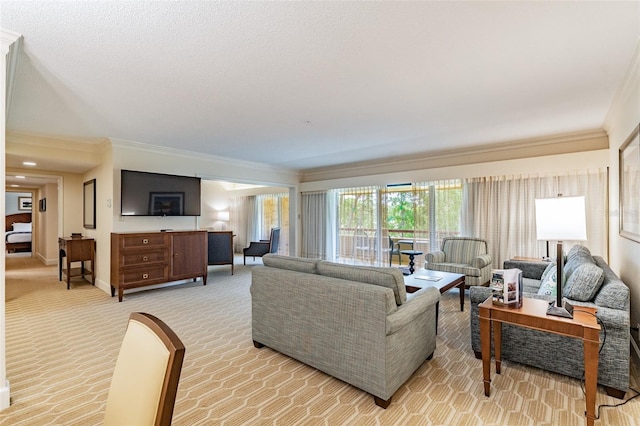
[1,255,639,425]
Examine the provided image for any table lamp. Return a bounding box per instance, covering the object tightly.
[534,195,587,318]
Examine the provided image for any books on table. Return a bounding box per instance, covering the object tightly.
[491,268,523,307]
[414,275,443,282]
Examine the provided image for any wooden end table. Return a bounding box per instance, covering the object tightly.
[479,297,600,426]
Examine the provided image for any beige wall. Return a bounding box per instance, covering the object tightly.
[36,183,59,264]
[605,44,640,341]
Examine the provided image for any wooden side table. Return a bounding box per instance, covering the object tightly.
[479,297,600,426]
[59,237,96,289]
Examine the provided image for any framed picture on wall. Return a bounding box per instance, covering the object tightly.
[84,179,96,229]
[18,196,32,211]
[619,123,640,243]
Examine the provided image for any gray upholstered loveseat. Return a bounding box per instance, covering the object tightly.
[469,245,630,398]
[250,254,440,408]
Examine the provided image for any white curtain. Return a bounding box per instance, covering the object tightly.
[463,168,608,269]
[230,195,255,252]
[256,193,289,255]
[301,191,327,259]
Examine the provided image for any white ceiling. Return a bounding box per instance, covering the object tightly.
[2,1,639,175]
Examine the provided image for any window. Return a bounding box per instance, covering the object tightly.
[333,180,462,265]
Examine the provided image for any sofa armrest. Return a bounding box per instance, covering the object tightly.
[386,287,440,335]
[503,260,549,280]
[426,251,446,264]
[471,254,492,268]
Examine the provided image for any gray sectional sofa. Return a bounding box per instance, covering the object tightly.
[250,254,440,408]
[469,245,630,398]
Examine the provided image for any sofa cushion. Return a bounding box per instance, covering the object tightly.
[563,248,595,280]
[537,265,557,297]
[317,261,407,305]
[563,263,604,302]
[263,254,319,274]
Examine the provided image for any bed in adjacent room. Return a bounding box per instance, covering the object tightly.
[5,212,32,253]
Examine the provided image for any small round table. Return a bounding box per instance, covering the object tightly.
[400,250,424,275]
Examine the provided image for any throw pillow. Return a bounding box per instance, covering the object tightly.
[537,265,557,297]
[540,262,556,283]
[563,263,604,302]
[12,222,31,232]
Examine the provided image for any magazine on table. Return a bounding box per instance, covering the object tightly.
[491,268,523,308]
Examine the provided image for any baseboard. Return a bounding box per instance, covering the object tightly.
[0,380,10,410]
[36,252,57,266]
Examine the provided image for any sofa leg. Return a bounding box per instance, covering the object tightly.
[604,386,626,399]
[373,395,391,409]
[474,350,482,360]
[426,352,434,360]
[253,340,265,349]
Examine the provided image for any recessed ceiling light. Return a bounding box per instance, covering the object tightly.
[10,184,20,187]
[23,161,37,166]
[15,175,26,179]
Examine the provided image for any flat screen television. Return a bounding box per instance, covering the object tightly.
[120,170,201,216]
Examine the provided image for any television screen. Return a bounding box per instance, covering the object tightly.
[121,170,201,216]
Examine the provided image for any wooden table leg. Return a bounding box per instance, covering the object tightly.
[494,321,502,374]
[458,279,465,312]
[584,328,599,426]
[479,304,491,397]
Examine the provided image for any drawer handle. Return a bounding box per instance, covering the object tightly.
[142,256,149,262]
[142,238,149,245]
[142,273,149,279]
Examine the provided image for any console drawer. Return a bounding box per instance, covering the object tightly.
[118,265,168,286]
[119,249,168,267]
[118,233,168,249]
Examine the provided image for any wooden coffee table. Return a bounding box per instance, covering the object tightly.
[405,270,465,333]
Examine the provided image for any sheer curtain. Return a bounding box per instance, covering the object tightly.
[463,168,608,269]
[301,191,327,259]
[257,193,289,255]
[300,190,340,260]
[230,195,256,252]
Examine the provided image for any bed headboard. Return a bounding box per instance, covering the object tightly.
[5,212,32,232]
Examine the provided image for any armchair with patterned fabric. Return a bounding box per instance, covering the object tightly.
[424,237,492,286]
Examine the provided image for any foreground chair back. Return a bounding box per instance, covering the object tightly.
[104,312,186,426]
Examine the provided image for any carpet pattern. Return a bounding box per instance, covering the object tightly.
[1,256,639,425]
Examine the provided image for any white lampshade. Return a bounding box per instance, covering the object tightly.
[217,211,230,222]
[535,196,587,241]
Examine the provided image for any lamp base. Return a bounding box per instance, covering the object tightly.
[547,300,574,319]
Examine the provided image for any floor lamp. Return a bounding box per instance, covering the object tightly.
[534,195,587,319]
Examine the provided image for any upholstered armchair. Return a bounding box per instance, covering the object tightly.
[243,227,280,264]
[425,237,492,286]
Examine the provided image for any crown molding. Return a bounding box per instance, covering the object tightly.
[6,131,108,152]
[301,129,608,183]
[109,138,302,180]
[2,29,23,117]
[604,37,640,131]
